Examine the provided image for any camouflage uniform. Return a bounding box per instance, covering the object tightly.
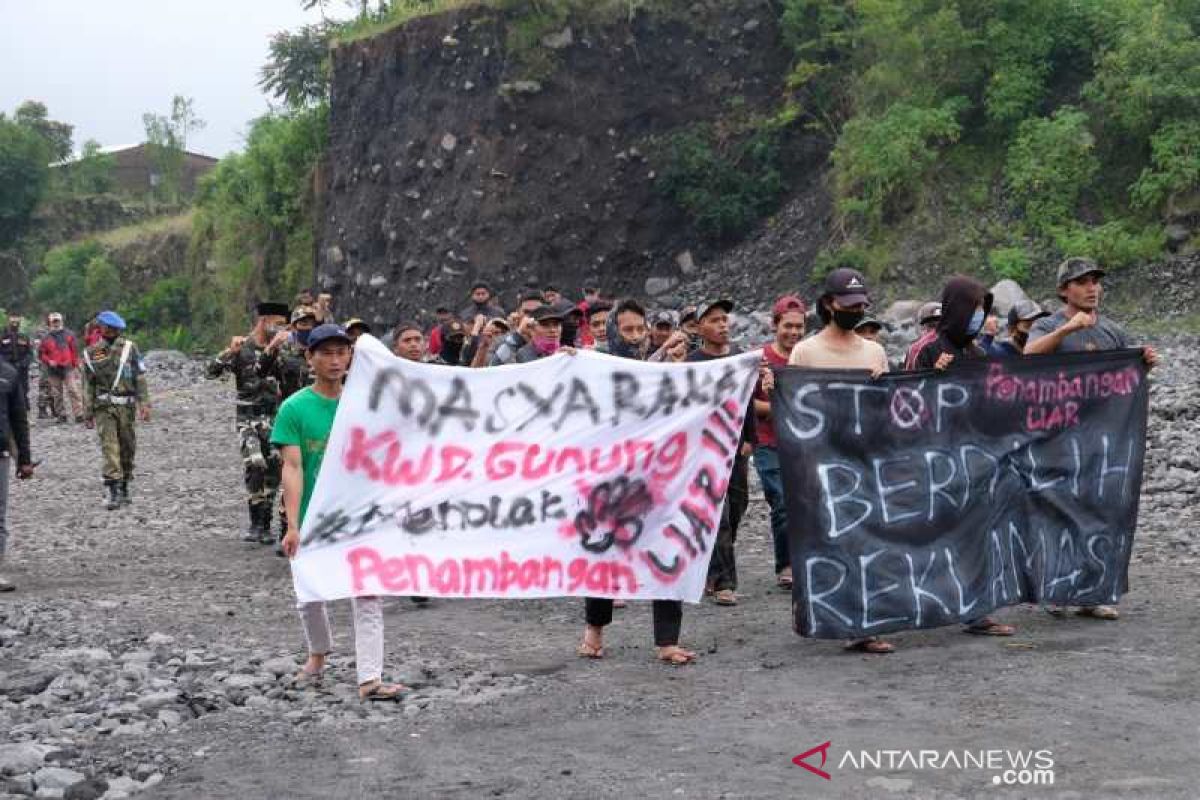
[206,339,283,542]
[81,335,149,508]
[256,335,312,540]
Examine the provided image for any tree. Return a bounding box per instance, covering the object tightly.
[0,116,50,246]
[13,100,73,162]
[143,95,206,203]
[70,140,116,195]
[261,24,335,108]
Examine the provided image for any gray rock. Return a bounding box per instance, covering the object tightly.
[262,657,297,677]
[989,279,1031,318]
[33,768,85,792]
[1166,222,1191,246]
[675,250,696,275]
[645,276,679,297]
[541,27,574,50]
[63,779,107,800]
[881,300,924,329]
[499,81,543,97]
[134,691,179,713]
[0,743,53,776]
[0,671,56,699]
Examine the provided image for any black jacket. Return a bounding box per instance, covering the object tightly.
[0,360,32,466]
[913,275,993,370]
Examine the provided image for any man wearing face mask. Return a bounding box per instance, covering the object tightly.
[207,302,290,544]
[82,311,150,511]
[911,275,994,372]
[983,300,1049,357]
[515,306,569,362]
[789,269,891,652]
[260,306,317,402]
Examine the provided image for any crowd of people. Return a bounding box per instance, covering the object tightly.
[0,256,1160,695]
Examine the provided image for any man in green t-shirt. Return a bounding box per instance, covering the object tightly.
[272,324,406,701]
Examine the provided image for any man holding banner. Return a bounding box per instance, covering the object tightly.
[1024,256,1160,621]
[274,323,406,701]
[772,264,1152,649]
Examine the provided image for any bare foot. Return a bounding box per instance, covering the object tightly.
[844,637,895,654]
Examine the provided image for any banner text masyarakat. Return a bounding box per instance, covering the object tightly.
[292,336,760,603]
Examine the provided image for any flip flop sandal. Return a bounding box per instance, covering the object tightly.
[657,647,697,666]
[359,682,407,702]
[844,638,895,654]
[1077,606,1119,620]
[576,641,605,659]
[964,621,1016,636]
[290,668,324,689]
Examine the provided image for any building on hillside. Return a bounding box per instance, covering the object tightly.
[50,143,219,198]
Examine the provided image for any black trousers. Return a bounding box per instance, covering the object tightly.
[708,453,749,591]
[584,598,683,647]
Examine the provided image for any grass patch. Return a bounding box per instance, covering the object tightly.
[94,211,195,249]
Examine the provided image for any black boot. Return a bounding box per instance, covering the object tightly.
[257,506,276,546]
[119,480,132,506]
[104,481,121,511]
[243,505,264,542]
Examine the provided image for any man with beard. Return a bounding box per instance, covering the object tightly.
[788,269,891,652]
[753,296,807,590]
[206,302,290,543]
[685,300,756,607]
[1025,257,1160,622]
[459,281,506,323]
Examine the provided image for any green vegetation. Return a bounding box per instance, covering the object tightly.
[779,0,1200,274]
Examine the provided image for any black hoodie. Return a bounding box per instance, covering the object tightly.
[913,276,993,370]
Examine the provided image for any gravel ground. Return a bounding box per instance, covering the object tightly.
[1,345,1197,800]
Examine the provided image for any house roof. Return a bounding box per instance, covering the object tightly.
[49,143,219,168]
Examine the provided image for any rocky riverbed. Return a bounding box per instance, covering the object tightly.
[1,342,1198,799]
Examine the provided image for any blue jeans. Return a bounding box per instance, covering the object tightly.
[753,446,790,574]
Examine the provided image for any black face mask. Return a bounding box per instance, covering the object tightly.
[831,308,866,331]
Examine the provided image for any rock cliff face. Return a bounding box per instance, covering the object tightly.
[318,1,824,324]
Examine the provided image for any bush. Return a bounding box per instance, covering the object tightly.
[658,124,786,240]
[31,241,106,326]
[987,246,1031,283]
[1050,221,1163,269]
[1130,120,1200,211]
[1005,108,1098,230]
[831,99,964,225]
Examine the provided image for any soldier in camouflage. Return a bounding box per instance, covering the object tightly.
[256,305,316,551]
[206,302,290,544]
[259,306,316,402]
[81,311,150,511]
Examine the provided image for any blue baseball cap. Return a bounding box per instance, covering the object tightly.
[96,310,126,330]
[306,323,352,351]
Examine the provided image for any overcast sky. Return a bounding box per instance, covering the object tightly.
[0,0,331,158]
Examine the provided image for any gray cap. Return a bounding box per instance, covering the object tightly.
[651,310,678,328]
[916,302,942,325]
[1007,299,1050,326]
[1056,256,1105,287]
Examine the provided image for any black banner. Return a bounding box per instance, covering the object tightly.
[771,349,1150,639]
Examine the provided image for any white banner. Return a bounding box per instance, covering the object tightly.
[291,335,760,603]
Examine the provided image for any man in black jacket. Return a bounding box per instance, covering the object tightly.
[0,358,36,592]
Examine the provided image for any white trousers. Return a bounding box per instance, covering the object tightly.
[297,597,384,685]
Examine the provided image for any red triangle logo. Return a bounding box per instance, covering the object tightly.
[792,741,832,780]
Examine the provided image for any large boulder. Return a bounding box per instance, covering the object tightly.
[989,280,1031,318]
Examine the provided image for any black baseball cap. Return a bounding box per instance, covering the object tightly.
[824,268,870,307]
[696,299,734,320]
[855,317,884,332]
[255,302,290,318]
[531,305,565,323]
[1007,299,1050,327]
[307,323,352,350]
[1057,257,1105,287]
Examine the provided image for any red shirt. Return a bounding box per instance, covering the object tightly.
[39,331,79,368]
[754,343,791,449]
